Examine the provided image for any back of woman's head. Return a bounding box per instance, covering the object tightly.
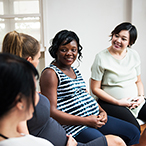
[2,31,40,59]
[2,31,22,57]
[0,53,39,118]
[49,30,83,61]
[110,22,137,47]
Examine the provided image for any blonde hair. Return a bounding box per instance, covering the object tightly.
[2,31,40,59]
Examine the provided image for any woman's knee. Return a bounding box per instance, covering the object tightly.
[105,135,126,146]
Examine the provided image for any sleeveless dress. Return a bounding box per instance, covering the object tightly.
[47,64,99,137]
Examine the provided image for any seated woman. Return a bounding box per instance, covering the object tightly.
[0,53,54,146]
[90,22,146,146]
[40,29,140,146]
[1,31,126,146]
[2,31,68,146]
[90,22,146,129]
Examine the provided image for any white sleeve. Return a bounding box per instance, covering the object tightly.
[91,54,104,81]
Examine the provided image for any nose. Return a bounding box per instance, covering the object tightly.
[66,50,72,55]
[116,37,121,43]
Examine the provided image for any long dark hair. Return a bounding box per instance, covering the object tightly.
[0,53,39,118]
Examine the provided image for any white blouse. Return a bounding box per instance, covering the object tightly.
[91,48,145,117]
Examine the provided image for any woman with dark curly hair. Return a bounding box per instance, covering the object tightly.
[40,30,140,146]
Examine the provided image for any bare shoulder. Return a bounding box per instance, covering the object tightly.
[40,68,58,85]
[41,68,56,77]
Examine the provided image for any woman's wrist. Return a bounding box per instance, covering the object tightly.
[138,95,146,100]
[116,99,120,106]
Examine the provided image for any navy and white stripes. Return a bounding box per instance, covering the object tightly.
[48,64,99,137]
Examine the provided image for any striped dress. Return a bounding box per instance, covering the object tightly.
[48,64,99,137]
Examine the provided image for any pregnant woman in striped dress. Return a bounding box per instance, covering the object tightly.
[40,30,140,146]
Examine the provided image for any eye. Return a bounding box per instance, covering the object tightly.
[122,38,127,41]
[60,49,66,52]
[115,34,119,38]
[72,48,77,52]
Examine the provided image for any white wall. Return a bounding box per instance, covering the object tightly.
[132,0,146,94]
[43,0,146,93]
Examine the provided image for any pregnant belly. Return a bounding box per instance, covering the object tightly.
[102,84,138,100]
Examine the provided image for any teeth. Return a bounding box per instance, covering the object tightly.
[115,43,121,47]
[66,58,72,60]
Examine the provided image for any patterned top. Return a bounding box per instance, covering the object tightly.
[47,64,99,137]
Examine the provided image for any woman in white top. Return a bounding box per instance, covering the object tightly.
[0,53,77,146]
[91,22,146,145]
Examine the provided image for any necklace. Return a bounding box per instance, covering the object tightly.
[0,133,8,139]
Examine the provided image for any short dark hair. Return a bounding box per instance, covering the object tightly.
[110,22,137,47]
[0,53,39,118]
[49,30,83,61]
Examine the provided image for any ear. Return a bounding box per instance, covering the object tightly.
[26,56,33,63]
[127,44,131,48]
[15,94,24,110]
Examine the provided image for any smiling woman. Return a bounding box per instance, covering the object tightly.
[56,40,78,66]
[90,22,146,132]
[40,29,140,146]
[109,30,130,60]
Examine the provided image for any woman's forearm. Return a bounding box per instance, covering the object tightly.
[93,88,119,105]
[50,107,87,126]
[136,81,144,96]
[136,75,144,96]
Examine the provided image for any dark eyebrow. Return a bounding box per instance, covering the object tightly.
[122,36,128,39]
[118,33,128,39]
[60,46,67,48]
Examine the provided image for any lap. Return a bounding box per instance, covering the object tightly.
[76,115,140,145]
[98,99,140,130]
[138,101,146,121]
[99,115,139,135]
[75,127,104,143]
[99,116,140,145]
